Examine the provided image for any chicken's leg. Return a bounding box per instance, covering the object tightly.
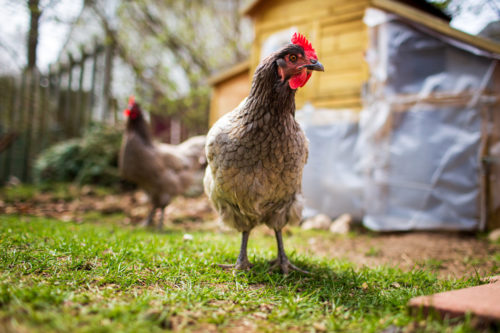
[157,207,165,230]
[269,229,309,275]
[219,231,253,270]
[140,207,156,227]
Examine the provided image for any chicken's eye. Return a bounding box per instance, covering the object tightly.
[289,54,297,62]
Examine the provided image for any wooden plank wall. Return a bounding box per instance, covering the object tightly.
[209,71,250,125]
[0,42,115,184]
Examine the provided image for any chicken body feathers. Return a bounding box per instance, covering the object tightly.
[119,132,184,208]
[120,130,206,208]
[204,100,308,232]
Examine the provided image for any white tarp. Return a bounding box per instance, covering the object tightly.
[296,9,499,231]
[297,105,364,220]
[360,8,498,231]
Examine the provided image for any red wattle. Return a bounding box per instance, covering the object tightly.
[289,71,312,89]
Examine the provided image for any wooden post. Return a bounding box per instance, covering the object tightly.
[53,65,64,142]
[12,72,28,181]
[65,53,74,137]
[23,69,40,182]
[76,47,86,136]
[1,77,16,183]
[46,64,56,146]
[88,41,100,126]
[31,74,40,159]
[487,63,500,230]
[38,73,49,153]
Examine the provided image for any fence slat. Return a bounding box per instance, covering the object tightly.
[65,54,74,138]
[38,75,48,154]
[89,43,100,126]
[22,70,40,181]
[0,41,112,184]
[76,50,86,136]
[1,77,17,183]
[102,41,114,122]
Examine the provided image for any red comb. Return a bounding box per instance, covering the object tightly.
[291,32,317,59]
[124,95,134,117]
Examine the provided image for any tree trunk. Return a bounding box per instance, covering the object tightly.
[27,0,41,71]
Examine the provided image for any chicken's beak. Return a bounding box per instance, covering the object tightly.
[303,59,324,72]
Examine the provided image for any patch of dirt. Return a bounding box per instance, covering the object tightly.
[302,231,500,278]
[0,187,216,230]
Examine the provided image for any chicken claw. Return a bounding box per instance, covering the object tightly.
[139,208,155,228]
[268,258,309,275]
[270,229,310,275]
[218,231,253,271]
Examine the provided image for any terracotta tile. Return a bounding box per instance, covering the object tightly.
[408,278,500,322]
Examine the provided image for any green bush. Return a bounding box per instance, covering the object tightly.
[33,124,123,186]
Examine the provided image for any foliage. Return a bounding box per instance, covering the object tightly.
[155,86,211,134]
[87,0,252,134]
[429,0,500,18]
[33,124,122,186]
[0,214,491,332]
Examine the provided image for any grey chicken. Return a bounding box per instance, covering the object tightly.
[204,33,324,274]
[119,97,206,229]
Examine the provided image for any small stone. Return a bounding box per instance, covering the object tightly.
[133,191,149,204]
[130,206,149,218]
[102,248,114,255]
[481,276,500,284]
[259,304,273,313]
[253,312,267,319]
[301,214,332,230]
[488,229,500,242]
[329,214,352,234]
[313,322,327,332]
[60,213,73,222]
[183,234,193,241]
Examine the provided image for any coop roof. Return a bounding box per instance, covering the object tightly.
[242,0,500,57]
[242,0,450,21]
[208,60,250,86]
[371,0,500,56]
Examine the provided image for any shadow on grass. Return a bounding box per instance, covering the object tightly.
[206,247,470,327]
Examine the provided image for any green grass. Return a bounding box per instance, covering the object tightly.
[0,214,489,332]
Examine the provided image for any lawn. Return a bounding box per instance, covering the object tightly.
[0,212,491,333]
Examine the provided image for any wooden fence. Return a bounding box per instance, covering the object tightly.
[0,42,116,184]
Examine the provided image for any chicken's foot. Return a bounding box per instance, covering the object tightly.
[269,229,309,275]
[218,231,254,270]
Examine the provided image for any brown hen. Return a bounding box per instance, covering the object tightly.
[119,98,206,229]
[204,33,324,274]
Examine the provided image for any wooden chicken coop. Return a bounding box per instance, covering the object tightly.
[208,0,500,231]
[209,0,464,123]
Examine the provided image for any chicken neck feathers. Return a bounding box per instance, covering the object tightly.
[205,49,308,232]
